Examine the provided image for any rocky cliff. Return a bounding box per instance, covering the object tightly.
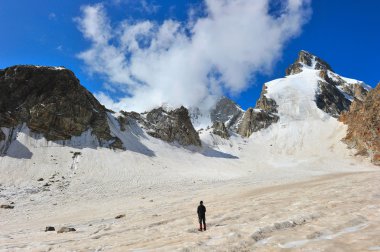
[340,83,380,165]
[0,65,120,149]
[237,84,279,137]
[119,106,201,147]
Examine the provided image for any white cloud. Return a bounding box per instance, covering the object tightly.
[76,0,311,112]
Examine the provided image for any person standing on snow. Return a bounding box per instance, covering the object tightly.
[197,201,206,231]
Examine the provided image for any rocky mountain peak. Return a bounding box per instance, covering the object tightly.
[210,96,244,130]
[286,50,333,76]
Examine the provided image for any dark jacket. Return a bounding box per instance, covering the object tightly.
[197,205,206,217]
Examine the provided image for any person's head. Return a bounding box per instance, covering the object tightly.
[200,201,203,205]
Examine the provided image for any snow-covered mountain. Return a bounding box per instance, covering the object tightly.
[0,50,376,170]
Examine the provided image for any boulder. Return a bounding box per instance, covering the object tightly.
[57,227,76,233]
[45,226,55,232]
[115,214,126,219]
[0,204,14,209]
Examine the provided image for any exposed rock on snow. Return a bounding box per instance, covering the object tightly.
[120,106,201,147]
[237,108,279,137]
[211,121,230,139]
[255,85,278,114]
[286,50,333,76]
[238,85,279,137]
[315,80,351,118]
[340,82,380,165]
[0,65,121,150]
[57,227,76,233]
[210,96,244,130]
[45,226,55,232]
[0,204,14,209]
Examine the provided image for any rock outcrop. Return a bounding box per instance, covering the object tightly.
[315,81,351,118]
[120,106,201,147]
[237,108,279,137]
[238,85,279,137]
[210,97,244,130]
[340,83,380,165]
[211,121,230,139]
[0,65,121,148]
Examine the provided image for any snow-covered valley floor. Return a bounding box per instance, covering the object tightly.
[1,167,380,252]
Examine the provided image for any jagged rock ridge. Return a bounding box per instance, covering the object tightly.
[119,106,201,147]
[340,83,380,165]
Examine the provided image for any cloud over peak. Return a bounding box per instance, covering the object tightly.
[76,0,311,112]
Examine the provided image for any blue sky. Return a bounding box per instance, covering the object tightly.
[0,0,379,111]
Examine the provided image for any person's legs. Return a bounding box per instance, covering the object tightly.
[203,216,206,231]
[198,217,203,231]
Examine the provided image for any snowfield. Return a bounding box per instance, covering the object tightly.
[0,69,378,251]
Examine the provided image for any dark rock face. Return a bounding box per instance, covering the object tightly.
[315,70,369,118]
[145,106,201,146]
[121,106,201,146]
[316,81,351,118]
[212,121,230,139]
[238,85,279,137]
[319,70,368,101]
[237,108,279,137]
[286,50,333,76]
[340,83,380,165]
[210,97,244,130]
[0,65,120,147]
